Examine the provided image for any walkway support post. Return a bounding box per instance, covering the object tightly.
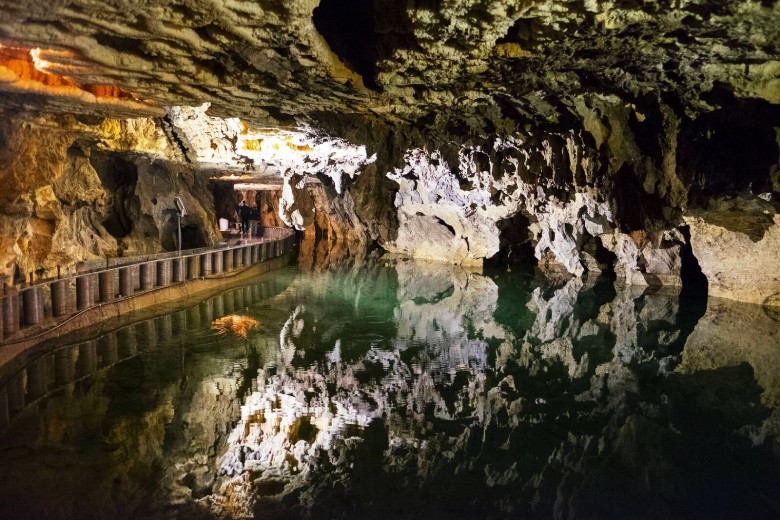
[224,249,233,272]
[76,275,94,310]
[212,251,223,274]
[186,255,199,280]
[99,271,115,303]
[201,253,212,276]
[157,260,172,287]
[51,279,69,317]
[22,286,44,325]
[140,263,155,290]
[119,267,134,297]
[2,292,19,335]
[173,258,185,283]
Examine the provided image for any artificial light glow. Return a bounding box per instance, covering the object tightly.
[0,41,158,114]
[211,314,261,338]
[211,172,254,181]
[30,48,51,72]
[233,182,284,191]
[168,104,375,194]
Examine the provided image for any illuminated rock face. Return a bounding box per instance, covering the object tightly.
[0,114,219,279]
[0,1,777,303]
[382,133,686,285]
[684,197,780,305]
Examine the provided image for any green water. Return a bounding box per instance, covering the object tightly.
[0,258,778,519]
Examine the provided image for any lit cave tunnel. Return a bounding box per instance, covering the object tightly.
[0,1,779,519]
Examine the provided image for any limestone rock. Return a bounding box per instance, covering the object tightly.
[0,0,777,305]
[685,197,780,306]
[0,112,221,278]
[602,229,684,287]
[385,135,617,270]
[166,104,245,168]
[0,0,777,129]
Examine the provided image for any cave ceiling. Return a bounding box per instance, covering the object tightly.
[0,0,778,132]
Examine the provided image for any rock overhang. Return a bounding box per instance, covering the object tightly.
[0,0,777,130]
[0,0,779,306]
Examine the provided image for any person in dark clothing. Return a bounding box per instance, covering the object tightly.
[239,200,252,235]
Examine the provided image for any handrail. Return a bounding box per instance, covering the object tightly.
[0,227,296,346]
[6,227,294,287]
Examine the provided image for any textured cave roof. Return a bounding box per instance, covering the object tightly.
[0,0,778,128]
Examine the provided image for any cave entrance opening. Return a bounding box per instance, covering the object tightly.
[208,179,283,240]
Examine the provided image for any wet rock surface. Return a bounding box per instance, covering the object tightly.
[0,113,222,279]
[685,196,780,305]
[1,255,777,519]
[0,0,777,128]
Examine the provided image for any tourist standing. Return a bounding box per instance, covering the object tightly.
[239,200,251,236]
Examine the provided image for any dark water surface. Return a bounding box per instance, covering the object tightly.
[0,257,778,519]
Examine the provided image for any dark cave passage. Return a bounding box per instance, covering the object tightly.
[487,211,536,267]
[90,150,140,240]
[313,0,378,89]
[679,95,780,206]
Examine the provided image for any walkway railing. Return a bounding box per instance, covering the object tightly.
[0,227,295,346]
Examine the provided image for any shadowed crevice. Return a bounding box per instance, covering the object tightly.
[313,0,379,90]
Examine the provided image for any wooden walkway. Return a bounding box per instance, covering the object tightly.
[0,227,295,347]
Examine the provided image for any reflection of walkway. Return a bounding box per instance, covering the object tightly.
[0,227,295,347]
[0,274,291,432]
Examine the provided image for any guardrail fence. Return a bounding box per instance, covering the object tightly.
[0,228,295,345]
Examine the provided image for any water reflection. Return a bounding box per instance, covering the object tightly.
[211,315,262,338]
[0,258,778,519]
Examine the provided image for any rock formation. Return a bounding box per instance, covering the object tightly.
[1,258,777,518]
[0,1,778,303]
[685,196,780,306]
[1,4,779,517]
[0,112,223,280]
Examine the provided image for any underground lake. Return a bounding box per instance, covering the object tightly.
[0,253,778,520]
[1,1,780,518]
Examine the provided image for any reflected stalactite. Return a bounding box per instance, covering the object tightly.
[296,234,372,273]
[204,260,780,519]
[0,262,778,519]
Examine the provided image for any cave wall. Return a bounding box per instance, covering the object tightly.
[0,111,220,280]
[0,0,777,306]
[300,92,779,305]
[311,97,685,272]
[1,90,777,306]
[255,190,285,228]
